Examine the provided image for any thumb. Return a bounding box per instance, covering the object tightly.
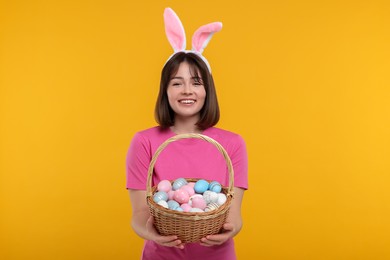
[146,216,154,228]
[223,223,234,231]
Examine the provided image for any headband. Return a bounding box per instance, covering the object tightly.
[163,7,223,73]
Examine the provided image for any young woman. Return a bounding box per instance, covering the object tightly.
[126,8,248,260]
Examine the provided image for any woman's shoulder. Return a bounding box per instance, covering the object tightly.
[205,127,243,139]
[205,127,246,147]
[133,126,174,143]
[137,126,164,135]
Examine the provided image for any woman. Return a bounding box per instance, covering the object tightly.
[126,8,248,260]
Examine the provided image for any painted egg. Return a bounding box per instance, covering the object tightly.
[167,200,180,210]
[157,200,168,208]
[217,193,227,205]
[191,197,207,210]
[194,179,209,194]
[157,180,172,193]
[187,182,196,188]
[205,202,220,212]
[181,185,195,196]
[172,178,188,190]
[153,191,168,203]
[175,207,183,212]
[180,203,192,212]
[189,208,204,213]
[188,194,203,206]
[209,181,222,193]
[203,190,219,204]
[167,190,175,200]
[173,189,190,204]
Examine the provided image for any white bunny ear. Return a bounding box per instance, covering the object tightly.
[192,22,222,53]
[164,8,186,52]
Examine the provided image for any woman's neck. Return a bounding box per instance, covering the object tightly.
[171,117,202,134]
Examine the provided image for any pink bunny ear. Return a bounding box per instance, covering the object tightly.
[164,8,186,52]
[192,22,223,54]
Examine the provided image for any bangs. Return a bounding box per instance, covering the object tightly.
[169,56,203,82]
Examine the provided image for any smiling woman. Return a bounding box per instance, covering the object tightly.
[157,52,217,133]
[125,7,248,260]
[167,61,207,131]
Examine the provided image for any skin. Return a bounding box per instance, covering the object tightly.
[167,61,206,134]
[129,61,245,249]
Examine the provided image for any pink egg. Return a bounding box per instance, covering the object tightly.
[167,190,175,200]
[187,182,196,188]
[188,194,203,206]
[157,180,172,193]
[181,185,195,196]
[173,189,190,204]
[191,197,207,210]
[180,203,192,212]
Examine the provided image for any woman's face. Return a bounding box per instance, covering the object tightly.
[167,62,206,122]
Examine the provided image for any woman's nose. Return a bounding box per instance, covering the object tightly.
[182,83,193,94]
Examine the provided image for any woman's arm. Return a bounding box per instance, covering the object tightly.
[128,189,185,249]
[199,187,245,246]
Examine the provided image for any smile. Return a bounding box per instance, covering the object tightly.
[179,99,196,104]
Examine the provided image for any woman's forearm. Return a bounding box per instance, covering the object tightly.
[131,207,153,240]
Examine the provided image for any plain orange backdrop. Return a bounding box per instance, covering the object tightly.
[1,1,390,259]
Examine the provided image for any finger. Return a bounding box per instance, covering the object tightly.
[157,235,179,244]
[200,233,228,246]
[158,236,185,249]
[222,223,234,231]
[200,238,222,246]
[199,223,236,246]
[146,217,159,236]
[146,216,155,229]
[147,217,184,248]
[202,226,235,244]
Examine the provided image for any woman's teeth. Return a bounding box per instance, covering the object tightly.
[179,100,195,104]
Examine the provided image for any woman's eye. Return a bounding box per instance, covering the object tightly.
[172,82,181,86]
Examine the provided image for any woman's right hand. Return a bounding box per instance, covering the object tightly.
[129,189,185,249]
[146,216,185,249]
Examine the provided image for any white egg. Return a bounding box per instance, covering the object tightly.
[189,208,204,213]
[203,190,219,204]
[205,202,220,212]
[217,193,227,205]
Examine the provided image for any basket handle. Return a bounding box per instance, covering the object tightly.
[146,133,235,198]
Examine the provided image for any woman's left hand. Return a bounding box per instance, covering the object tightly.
[199,187,245,247]
[199,222,237,246]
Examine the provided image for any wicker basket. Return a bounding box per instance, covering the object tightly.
[146,133,235,243]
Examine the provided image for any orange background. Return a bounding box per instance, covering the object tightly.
[1,1,389,259]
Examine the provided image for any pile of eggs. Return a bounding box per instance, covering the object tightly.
[153,178,227,213]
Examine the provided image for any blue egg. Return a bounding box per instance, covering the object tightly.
[209,181,222,193]
[172,178,188,190]
[194,179,209,194]
[175,207,184,212]
[153,191,168,203]
[167,200,180,210]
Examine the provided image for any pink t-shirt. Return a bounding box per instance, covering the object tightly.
[126,126,248,260]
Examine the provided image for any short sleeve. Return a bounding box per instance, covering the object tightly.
[126,132,152,190]
[230,135,249,190]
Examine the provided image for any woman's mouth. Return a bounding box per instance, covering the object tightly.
[179,99,196,104]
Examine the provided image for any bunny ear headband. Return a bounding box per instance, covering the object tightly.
[164,7,223,73]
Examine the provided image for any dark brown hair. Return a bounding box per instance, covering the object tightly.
[154,52,220,130]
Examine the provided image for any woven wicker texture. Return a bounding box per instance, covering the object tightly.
[146,133,235,243]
